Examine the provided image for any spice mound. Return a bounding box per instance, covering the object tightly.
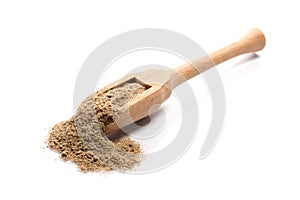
[48,83,145,172]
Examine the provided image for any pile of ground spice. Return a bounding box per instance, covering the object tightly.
[48,83,146,172]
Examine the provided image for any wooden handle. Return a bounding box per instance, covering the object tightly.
[209,28,266,64]
[172,28,266,87]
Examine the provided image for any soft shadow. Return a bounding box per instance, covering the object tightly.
[230,53,260,68]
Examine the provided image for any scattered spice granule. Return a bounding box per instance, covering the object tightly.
[48,83,146,172]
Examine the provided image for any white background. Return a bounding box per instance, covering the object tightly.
[1,0,300,199]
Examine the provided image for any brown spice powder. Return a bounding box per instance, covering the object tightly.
[48,83,146,172]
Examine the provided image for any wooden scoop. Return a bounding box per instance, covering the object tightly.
[103,28,266,135]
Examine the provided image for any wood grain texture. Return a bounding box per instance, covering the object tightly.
[104,29,266,134]
[172,28,266,87]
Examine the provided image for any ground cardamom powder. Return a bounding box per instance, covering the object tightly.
[48,83,146,172]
